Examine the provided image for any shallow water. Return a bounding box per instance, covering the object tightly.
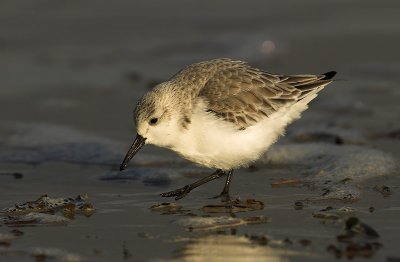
[1,0,400,261]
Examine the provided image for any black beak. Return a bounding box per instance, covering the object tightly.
[120,134,146,171]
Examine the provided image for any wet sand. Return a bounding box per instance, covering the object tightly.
[1,0,400,261]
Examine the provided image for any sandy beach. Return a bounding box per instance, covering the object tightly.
[1,0,399,261]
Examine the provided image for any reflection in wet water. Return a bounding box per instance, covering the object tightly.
[176,235,312,262]
[201,199,264,213]
[175,215,270,232]
[327,217,382,259]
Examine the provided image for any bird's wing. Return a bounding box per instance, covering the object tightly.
[198,60,334,129]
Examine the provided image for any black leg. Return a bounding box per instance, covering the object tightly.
[211,170,234,202]
[160,169,226,200]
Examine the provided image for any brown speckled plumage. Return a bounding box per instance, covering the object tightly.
[136,58,334,130]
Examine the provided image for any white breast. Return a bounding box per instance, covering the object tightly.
[170,95,317,170]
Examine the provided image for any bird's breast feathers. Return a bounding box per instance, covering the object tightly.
[168,96,313,170]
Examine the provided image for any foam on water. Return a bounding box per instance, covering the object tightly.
[261,143,397,201]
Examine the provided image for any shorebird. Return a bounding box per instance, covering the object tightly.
[120,58,336,201]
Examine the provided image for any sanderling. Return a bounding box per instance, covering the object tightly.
[120,58,336,201]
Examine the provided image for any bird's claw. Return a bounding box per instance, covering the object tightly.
[160,185,191,200]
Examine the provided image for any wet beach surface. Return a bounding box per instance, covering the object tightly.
[1,0,400,261]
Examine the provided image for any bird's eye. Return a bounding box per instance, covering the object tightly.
[149,118,158,125]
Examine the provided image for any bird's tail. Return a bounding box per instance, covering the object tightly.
[322,71,337,80]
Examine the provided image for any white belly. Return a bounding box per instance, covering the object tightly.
[171,96,314,170]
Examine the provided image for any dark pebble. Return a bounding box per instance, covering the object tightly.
[283,237,293,245]
[298,239,311,246]
[10,229,24,236]
[327,244,342,259]
[13,172,23,179]
[294,201,304,210]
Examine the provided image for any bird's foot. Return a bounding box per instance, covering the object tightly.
[160,185,191,200]
[210,192,232,203]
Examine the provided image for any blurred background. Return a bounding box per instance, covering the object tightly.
[1,0,399,140]
[1,1,399,261]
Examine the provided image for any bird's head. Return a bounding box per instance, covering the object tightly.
[120,84,182,171]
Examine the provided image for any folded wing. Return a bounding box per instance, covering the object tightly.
[198,59,335,129]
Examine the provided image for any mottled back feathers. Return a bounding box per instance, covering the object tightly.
[134,59,336,131]
[169,58,335,129]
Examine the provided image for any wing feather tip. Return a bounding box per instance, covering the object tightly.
[322,71,337,80]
